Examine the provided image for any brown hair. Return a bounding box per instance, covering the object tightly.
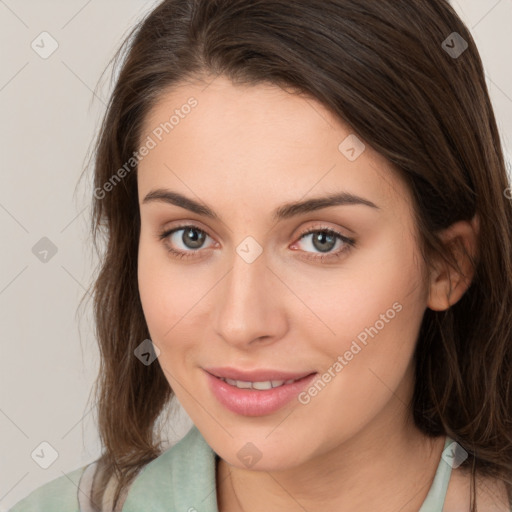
[82,0,512,509]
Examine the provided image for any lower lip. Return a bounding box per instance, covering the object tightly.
[205,371,317,416]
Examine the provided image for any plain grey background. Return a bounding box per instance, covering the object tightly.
[1,1,511,509]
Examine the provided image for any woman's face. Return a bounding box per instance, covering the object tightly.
[137,75,430,470]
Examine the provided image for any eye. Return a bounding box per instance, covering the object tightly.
[158,225,215,260]
[292,226,355,262]
[158,224,355,263]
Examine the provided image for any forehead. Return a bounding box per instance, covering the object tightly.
[137,76,411,216]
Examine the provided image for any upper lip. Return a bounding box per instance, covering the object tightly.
[204,367,316,382]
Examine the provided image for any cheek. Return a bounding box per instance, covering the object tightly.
[292,251,426,433]
[137,236,214,359]
[292,243,426,436]
[290,232,426,354]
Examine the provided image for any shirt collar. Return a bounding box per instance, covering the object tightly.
[122,425,219,512]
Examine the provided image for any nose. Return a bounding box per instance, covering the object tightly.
[212,247,289,349]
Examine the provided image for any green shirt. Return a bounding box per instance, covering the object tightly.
[9,426,456,511]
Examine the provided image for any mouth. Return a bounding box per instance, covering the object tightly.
[203,367,317,416]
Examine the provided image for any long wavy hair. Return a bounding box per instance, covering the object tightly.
[82,0,512,509]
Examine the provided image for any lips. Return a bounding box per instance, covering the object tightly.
[204,367,318,416]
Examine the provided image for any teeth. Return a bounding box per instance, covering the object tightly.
[252,381,273,390]
[231,378,252,388]
[221,378,299,389]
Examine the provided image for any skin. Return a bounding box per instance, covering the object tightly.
[136,75,480,512]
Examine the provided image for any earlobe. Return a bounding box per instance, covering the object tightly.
[427,215,479,311]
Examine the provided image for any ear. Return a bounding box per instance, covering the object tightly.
[427,214,479,311]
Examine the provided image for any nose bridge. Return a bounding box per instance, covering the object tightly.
[212,243,286,346]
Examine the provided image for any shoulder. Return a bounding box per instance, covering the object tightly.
[444,466,511,512]
[8,466,86,512]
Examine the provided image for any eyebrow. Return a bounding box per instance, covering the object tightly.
[142,189,379,221]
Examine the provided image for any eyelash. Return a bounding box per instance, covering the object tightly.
[157,224,356,263]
